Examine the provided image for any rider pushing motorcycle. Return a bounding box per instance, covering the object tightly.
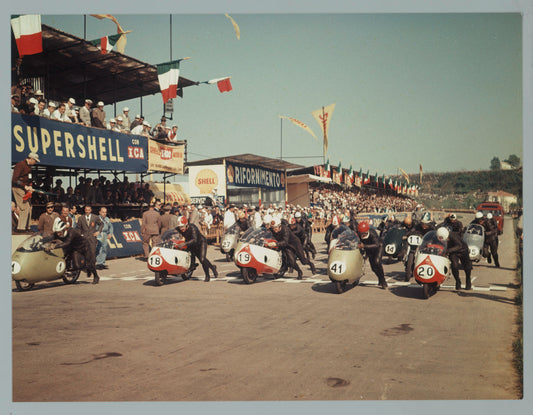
[356,221,388,289]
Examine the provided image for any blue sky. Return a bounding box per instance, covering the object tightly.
[39,12,523,176]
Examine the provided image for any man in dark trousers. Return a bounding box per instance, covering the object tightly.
[47,218,100,284]
[266,217,316,279]
[76,205,103,270]
[175,216,217,282]
[356,221,388,289]
[484,213,500,267]
[437,227,472,290]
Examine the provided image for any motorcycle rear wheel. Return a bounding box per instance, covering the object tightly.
[15,280,34,292]
[241,267,258,284]
[155,271,168,286]
[62,269,81,284]
[422,282,438,299]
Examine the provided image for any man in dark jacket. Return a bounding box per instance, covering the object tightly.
[437,227,472,290]
[484,213,500,267]
[175,216,217,282]
[295,211,317,259]
[12,152,40,232]
[47,218,100,284]
[267,217,316,279]
[357,221,388,289]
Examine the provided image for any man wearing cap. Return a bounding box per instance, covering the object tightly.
[42,101,57,118]
[91,101,106,128]
[35,98,47,117]
[79,99,93,126]
[51,102,72,123]
[141,202,162,259]
[38,202,60,236]
[129,114,142,131]
[115,115,125,132]
[152,116,167,135]
[121,107,131,131]
[66,98,77,122]
[12,152,40,232]
[159,204,173,235]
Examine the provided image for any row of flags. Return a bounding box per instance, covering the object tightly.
[314,161,421,197]
[11,14,234,104]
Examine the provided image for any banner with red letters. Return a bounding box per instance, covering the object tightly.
[147,140,185,174]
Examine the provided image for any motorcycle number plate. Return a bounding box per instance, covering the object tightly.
[11,261,21,275]
[417,264,435,278]
[408,235,422,246]
[329,261,345,275]
[222,240,231,249]
[56,260,66,274]
[148,255,163,267]
[385,244,396,254]
[237,251,251,264]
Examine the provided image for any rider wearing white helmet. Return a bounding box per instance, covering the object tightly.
[437,225,472,290]
[484,212,500,267]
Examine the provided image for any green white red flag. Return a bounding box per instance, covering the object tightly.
[89,33,121,54]
[157,60,182,103]
[11,14,42,56]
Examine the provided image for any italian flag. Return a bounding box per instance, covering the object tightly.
[90,33,121,54]
[11,14,42,57]
[325,159,331,178]
[157,60,181,104]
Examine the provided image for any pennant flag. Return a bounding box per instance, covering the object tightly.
[90,33,121,54]
[11,14,42,56]
[90,14,129,54]
[311,103,336,157]
[157,59,185,103]
[337,160,342,173]
[280,116,317,139]
[224,14,241,39]
[203,76,233,93]
[389,178,394,189]
[399,167,410,184]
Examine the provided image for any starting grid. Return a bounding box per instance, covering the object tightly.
[99,271,506,292]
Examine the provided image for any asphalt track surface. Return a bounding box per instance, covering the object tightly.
[11,214,522,403]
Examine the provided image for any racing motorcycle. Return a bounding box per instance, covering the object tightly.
[327,225,365,294]
[382,224,407,262]
[413,231,451,299]
[234,227,283,284]
[220,222,241,262]
[463,223,485,263]
[12,233,82,291]
[147,229,194,286]
[403,230,423,281]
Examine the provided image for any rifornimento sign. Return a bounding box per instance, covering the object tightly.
[12,113,148,172]
[226,161,285,190]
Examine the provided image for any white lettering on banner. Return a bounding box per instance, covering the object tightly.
[232,164,282,188]
[12,124,133,163]
[123,231,142,242]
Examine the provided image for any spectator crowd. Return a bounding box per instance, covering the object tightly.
[11,81,181,143]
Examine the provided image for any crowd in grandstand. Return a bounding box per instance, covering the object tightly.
[11,81,180,143]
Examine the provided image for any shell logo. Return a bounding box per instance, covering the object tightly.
[195,169,219,194]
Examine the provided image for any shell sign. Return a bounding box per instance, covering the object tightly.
[195,169,219,194]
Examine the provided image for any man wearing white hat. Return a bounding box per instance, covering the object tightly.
[121,107,131,131]
[79,99,93,126]
[42,101,57,118]
[12,152,40,232]
[91,101,106,128]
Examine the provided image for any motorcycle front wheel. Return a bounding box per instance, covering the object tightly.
[241,267,258,284]
[154,271,168,286]
[15,280,35,292]
[335,280,347,294]
[422,282,438,299]
[62,269,81,284]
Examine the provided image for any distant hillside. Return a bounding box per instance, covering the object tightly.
[398,169,522,210]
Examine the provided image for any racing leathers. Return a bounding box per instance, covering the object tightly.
[358,228,387,288]
[51,227,99,283]
[297,215,317,259]
[176,223,218,282]
[445,231,472,290]
[484,218,500,267]
[271,224,316,279]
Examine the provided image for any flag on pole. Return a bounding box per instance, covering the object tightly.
[419,164,423,183]
[325,159,331,178]
[363,170,371,185]
[90,14,129,54]
[279,116,317,139]
[89,33,121,54]
[311,103,336,157]
[11,14,42,56]
[389,178,394,189]
[204,77,233,93]
[399,167,410,184]
[224,14,240,39]
[157,59,183,103]
[348,165,354,184]
[337,160,342,173]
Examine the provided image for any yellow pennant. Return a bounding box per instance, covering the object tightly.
[399,167,410,184]
[311,103,336,156]
[225,14,240,40]
[90,14,130,54]
[280,116,317,140]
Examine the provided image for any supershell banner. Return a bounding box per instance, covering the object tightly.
[12,113,148,172]
[148,140,185,174]
[226,161,285,190]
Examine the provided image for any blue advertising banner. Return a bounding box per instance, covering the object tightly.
[105,220,144,258]
[12,113,148,172]
[226,161,285,190]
